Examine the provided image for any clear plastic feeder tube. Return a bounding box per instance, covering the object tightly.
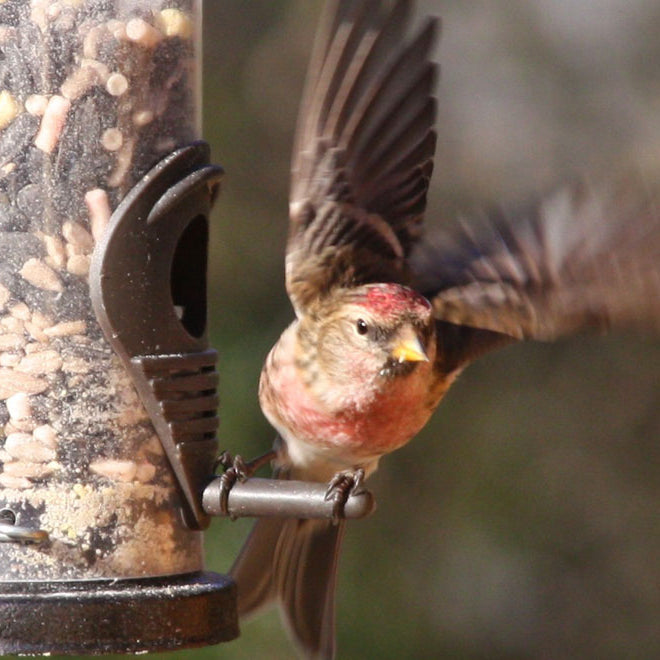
[0,0,205,580]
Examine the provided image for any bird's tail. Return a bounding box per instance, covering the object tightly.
[230,513,345,660]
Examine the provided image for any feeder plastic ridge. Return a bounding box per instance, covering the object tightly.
[90,141,224,531]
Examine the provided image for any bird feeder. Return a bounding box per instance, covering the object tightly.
[0,0,237,653]
[0,0,374,654]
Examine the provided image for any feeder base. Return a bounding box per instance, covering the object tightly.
[0,571,238,655]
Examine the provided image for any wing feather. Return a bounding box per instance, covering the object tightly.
[411,176,660,349]
[287,0,439,313]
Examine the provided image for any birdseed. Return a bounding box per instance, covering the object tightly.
[0,0,203,580]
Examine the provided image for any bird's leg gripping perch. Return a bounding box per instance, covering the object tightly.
[206,454,375,522]
[325,468,366,524]
[215,449,277,517]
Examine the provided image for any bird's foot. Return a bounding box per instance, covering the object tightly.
[324,468,366,524]
[215,449,276,517]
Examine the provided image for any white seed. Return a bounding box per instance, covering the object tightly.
[62,221,94,251]
[0,90,18,130]
[5,393,36,431]
[61,357,89,374]
[61,64,100,101]
[0,353,20,367]
[132,109,154,127]
[65,241,84,258]
[30,311,52,330]
[82,25,105,59]
[25,94,49,116]
[101,127,123,152]
[3,421,17,435]
[72,483,90,498]
[79,58,109,84]
[42,235,66,269]
[6,392,31,420]
[106,19,126,41]
[23,322,48,342]
[4,432,31,452]
[8,417,36,433]
[58,12,76,33]
[0,282,9,309]
[0,473,32,489]
[46,2,61,20]
[43,320,86,337]
[108,138,134,188]
[30,1,48,32]
[24,342,49,354]
[66,254,90,276]
[34,95,71,154]
[5,433,56,461]
[125,18,162,48]
[0,334,25,351]
[20,258,63,292]
[142,434,164,456]
[33,424,58,448]
[0,369,48,399]
[0,315,23,333]
[135,461,156,483]
[156,8,193,39]
[9,302,30,321]
[16,350,62,375]
[4,461,54,479]
[84,188,111,242]
[105,72,128,97]
[90,459,137,483]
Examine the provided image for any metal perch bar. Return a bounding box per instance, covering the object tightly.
[203,477,376,520]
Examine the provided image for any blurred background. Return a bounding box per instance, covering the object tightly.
[191,1,659,658]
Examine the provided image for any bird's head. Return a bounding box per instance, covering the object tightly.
[306,283,436,389]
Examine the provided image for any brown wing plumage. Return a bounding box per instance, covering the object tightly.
[411,175,660,365]
[286,0,439,314]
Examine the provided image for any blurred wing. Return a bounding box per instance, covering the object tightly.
[286,0,439,314]
[411,176,660,350]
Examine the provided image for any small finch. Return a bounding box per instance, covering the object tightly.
[230,1,660,658]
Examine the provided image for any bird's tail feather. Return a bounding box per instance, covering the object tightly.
[230,515,345,660]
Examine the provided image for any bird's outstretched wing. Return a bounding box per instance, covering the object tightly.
[411,175,660,369]
[286,0,439,314]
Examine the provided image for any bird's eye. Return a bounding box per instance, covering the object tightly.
[356,319,369,335]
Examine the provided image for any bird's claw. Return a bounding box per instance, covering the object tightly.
[215,451,249,518]
[324,468,366,524]
[215,449,276,518]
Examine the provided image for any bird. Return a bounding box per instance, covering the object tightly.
[229,1,660,658]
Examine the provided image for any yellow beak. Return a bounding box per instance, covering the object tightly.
[390,333,429,363]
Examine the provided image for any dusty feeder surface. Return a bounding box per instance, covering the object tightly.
[0,0,205,579]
